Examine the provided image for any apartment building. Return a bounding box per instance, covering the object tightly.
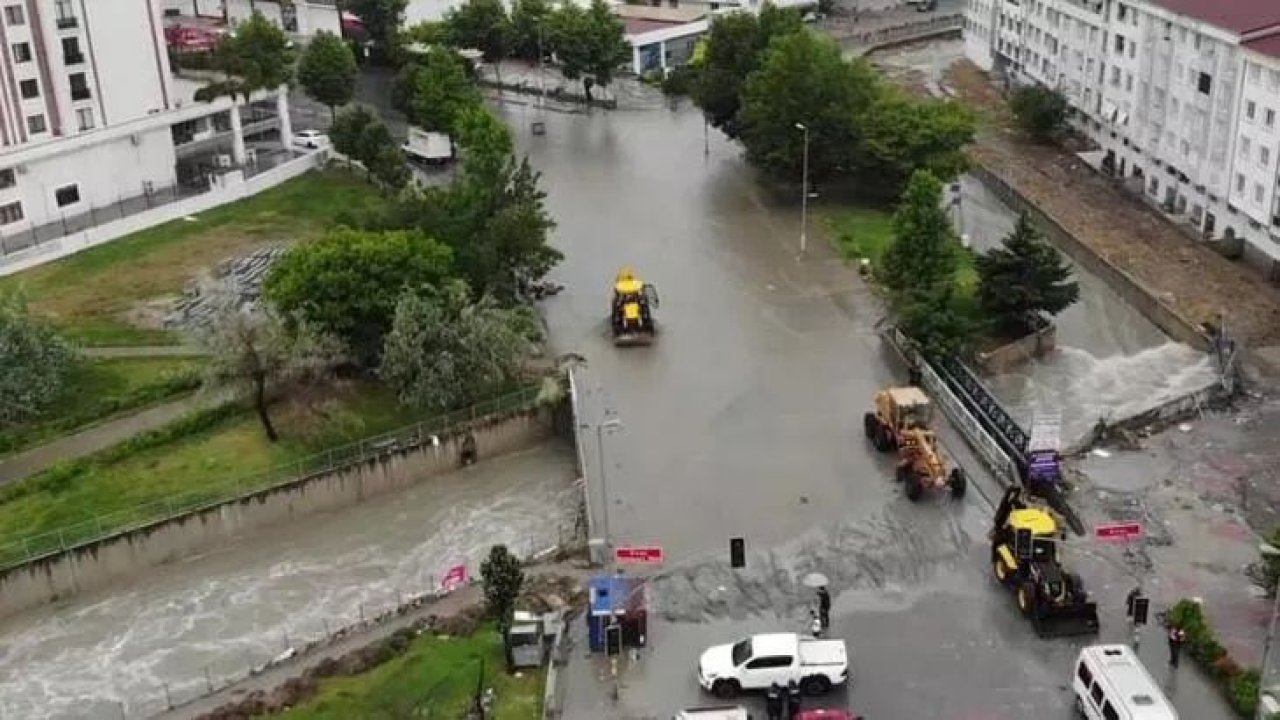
[164,0,341,37]
[0,0,292,248]
[964,0,1280,266]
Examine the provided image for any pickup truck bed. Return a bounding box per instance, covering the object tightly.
[798,639,847,668]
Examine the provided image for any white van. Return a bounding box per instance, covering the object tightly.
[1072,644,1178,720]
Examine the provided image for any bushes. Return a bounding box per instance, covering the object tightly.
[1168,598,1265,718]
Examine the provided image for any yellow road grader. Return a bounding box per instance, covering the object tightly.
[864,387,966,501]
[611,267,659,346]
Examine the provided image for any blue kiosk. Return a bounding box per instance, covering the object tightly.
[586,574,648,653]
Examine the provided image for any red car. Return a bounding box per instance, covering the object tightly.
[796,711,864,720]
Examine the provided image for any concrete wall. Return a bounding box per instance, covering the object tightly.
[968,164,1212,352]
[975,322,1056,375]
[1066,381,1232,455]
[0,150,320,276]
[0,406,555,621]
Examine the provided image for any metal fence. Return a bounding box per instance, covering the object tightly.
[0,384,546,570]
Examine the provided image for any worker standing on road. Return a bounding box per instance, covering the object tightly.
[765,683,784,720]
[786,680,802,719]
[1168,624,1187,667]
[816,585,832,631]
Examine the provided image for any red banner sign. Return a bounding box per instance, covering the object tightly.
[615,546,664,564]
[440,563,468,593]
[1095,522,1144,542]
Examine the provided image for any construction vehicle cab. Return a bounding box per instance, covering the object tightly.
[864,387,966,501]
[611,267,659,346]
[990,486,1099,638]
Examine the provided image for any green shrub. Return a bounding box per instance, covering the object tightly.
[1168,598,1261,719]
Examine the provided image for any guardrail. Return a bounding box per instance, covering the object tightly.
[0,384,545,570]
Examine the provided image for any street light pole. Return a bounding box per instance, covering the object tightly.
[1257,543,1280,719]
[795,122,810,256]
[595,417,622,562]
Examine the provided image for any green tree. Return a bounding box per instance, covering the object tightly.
[693,5,802,139]
[857,88,975,198]
[0,291,74,429]
[739,31,877,181]
[1009,84,1069,142]
[975,213,1079,337]
[445,0,512,65]
[404,47,482,132]
[329,105,377,159]
[297,30,358,122]
[547,2,592,88]
[264,227,454,364]
[895,281,975,358]
[880,170,960,294]
[403,20,449,47]
[345,0,409,59]
[197,290,341,442]
[510,0,552,60]
[479,544,525,631]
[380,282,538,411]
[196,11,295,103]
[367,143,412,189]
[583,0,629,93]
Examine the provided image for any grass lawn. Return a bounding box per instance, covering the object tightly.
[0,170,388,347]
[821,205,980,296]
[0,356,203,457]
[278,625,543,720]
[0,380,420,554]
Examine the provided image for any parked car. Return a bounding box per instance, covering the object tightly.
[674,706,752,720]
[796,711,863,720]
[292,129,328,150]
[697,632,848,699]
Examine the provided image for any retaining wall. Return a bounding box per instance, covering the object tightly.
[968,164,1211,352]
[1066,381,1232,455]
[0,407,555,621]
[975,322,1056,375]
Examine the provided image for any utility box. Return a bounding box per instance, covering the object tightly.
[586,574,648,653]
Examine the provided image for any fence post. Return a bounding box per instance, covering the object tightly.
[359,603,365,622]
[204,666,214,694]
[163,682,173,709]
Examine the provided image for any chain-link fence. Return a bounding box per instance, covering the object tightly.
[0,384,547,569]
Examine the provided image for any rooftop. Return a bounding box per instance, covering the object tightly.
[613,4,707,23]
[1245,33,1280,60]
[1149,0,1280,35]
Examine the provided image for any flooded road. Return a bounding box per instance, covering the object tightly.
[0,444,576,719]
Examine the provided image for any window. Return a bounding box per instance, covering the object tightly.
[0,200,22,225]
[1198,72,1212,95]
[1263,147,1271,166]
[10,41,29,63]
[1256,184,1265,204]
[1102,701,1120,720]
[68,73,89,101]
[1114,35,1125,54]
[18,78,37,99]
[26,114,45,134]
[3,4,22,25]
[1090,681,1105,704]
[1237,173,1246,193]
[75,107,92,131]
[1242,137,1252,157]
[745,655,792,669]
[1248,101,1258,121]
[61,37,82,65]
[0,168,13,189]
[53,0,75,28]
[1076,662,1093,686]
[1268,109,1277,129]
[54,184,79,208]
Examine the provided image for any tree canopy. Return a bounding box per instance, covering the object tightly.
[1009,84,1069,142]
[379,282,538,411]
[445,0,512,63]
[975,213,1079,336]
[0,291,74,429]
[196,12,295,103]
[693,5,803,139]
[297,30,358,121]
[264,227,454,364]
[880,170,961,295]
[740,31,877,181]
[546,0,629,95]
[480,544,525,630]
[328,105,409,188]
[857,88,975,199]
[345,0,409,58]
[895,281,976,358]
[583,0,629,89]
[400,47,482,133]
[510,0,552,60]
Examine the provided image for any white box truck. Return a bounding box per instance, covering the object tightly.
[402,127,454,165]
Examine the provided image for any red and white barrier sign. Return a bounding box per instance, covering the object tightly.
[440,563,469,593]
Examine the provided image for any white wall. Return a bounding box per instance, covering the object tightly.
[224,1,342,36]
[82,0,174,124]
[1229,56,1280,228]
[7,125,176,229]
[963,0,997,72]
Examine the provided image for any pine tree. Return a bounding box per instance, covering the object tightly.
[975,212,1079,337]
[880,170,960,294]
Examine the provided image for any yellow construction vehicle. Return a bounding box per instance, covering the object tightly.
[611,267,659,346]
[863,387,966,501]
[990,486,1099,638]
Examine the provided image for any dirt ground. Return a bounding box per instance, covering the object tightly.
[944,61,1280,355]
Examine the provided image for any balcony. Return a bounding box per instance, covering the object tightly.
[55,16,77,30]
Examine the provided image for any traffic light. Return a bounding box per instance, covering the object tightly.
[730,537,745,568]
[1132,597,1150,626]
[1014,528,1033,561]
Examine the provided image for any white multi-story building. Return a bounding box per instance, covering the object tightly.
[964,0,1280,266]
[0,0,293,253]
[164,0,341,37]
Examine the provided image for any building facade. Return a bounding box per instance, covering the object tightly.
[963,0,1280,266]
[163,0,341,37]
[0,0,291,250]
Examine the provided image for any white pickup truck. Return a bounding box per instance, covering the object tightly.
[697,632,848,699]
